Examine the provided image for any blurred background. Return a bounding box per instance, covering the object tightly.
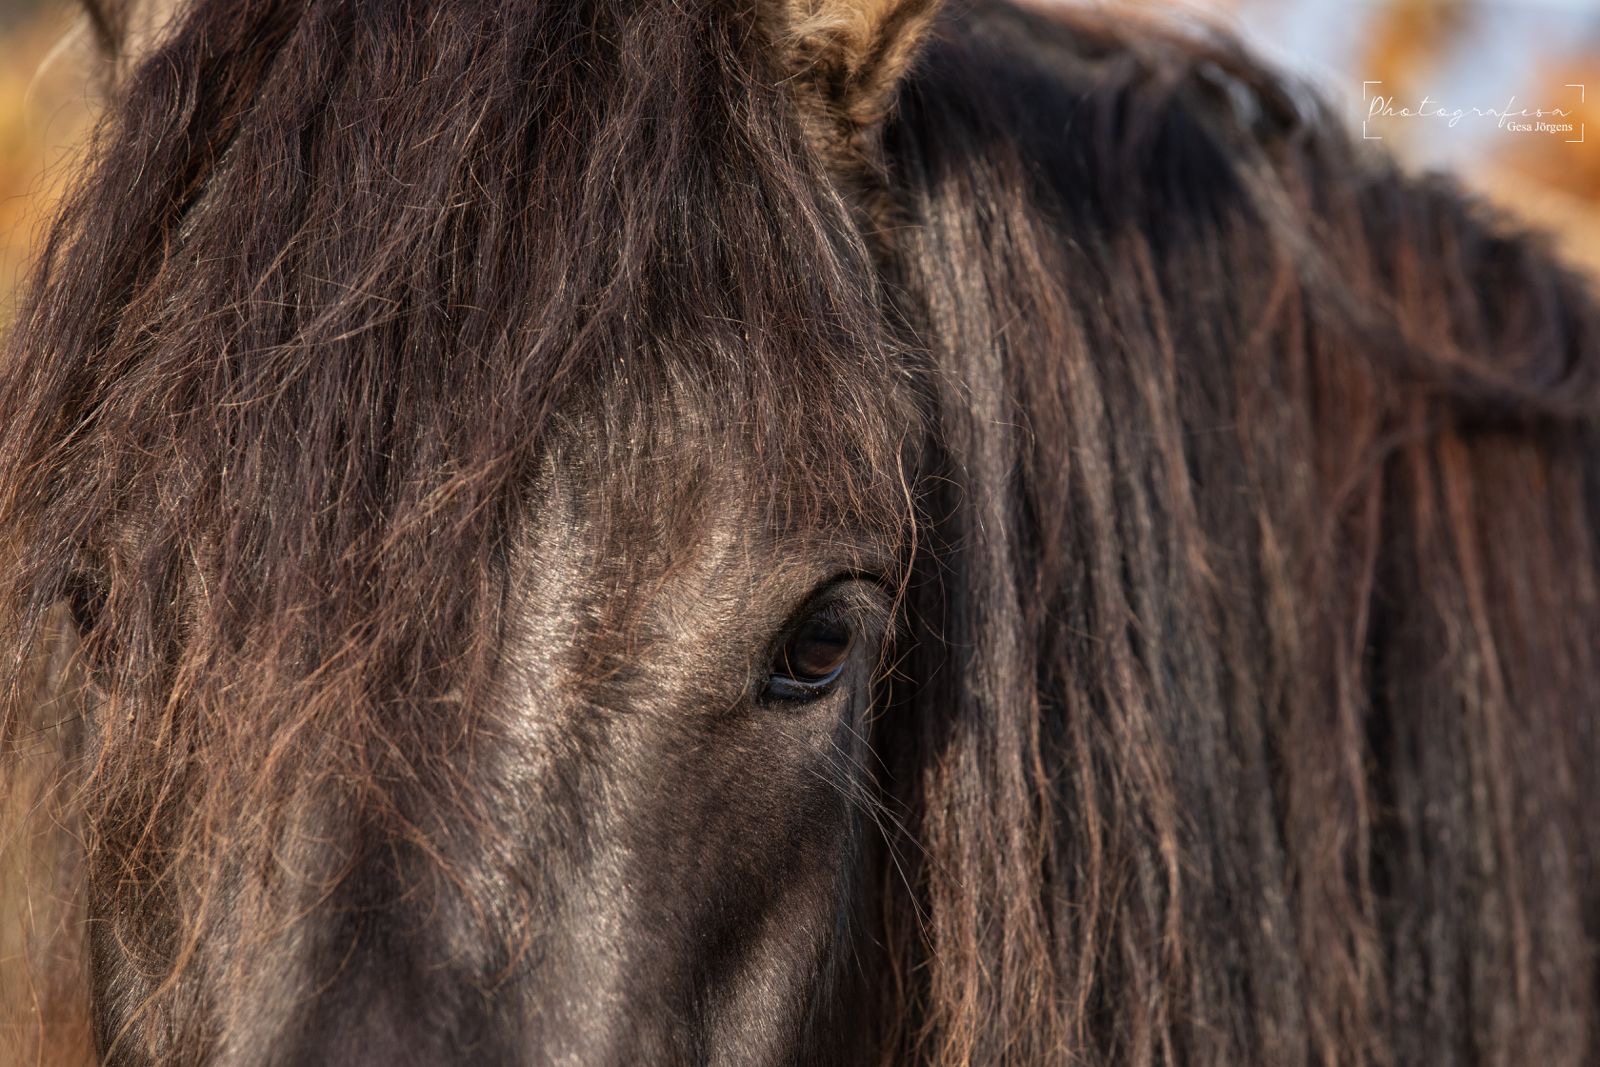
[1,0,1598,322]
[1,0,95,321]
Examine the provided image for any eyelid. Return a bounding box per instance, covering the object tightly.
[765,661,849,702]
[784,575,892,639]
[833,566,893,596]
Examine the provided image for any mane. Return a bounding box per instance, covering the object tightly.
[875,4,1600,1063]
[3,0,1599,1064]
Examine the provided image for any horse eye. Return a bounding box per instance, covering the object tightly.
[766,615,855,701]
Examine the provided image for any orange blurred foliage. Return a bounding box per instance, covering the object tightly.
[0,1,95,322]
[1359,0,1475,102]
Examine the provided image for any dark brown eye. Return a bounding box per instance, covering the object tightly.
[767,615,854,701]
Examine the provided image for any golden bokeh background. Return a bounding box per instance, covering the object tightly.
[1151,0,1600,275]
[1,0,1597,323]
[1,0,94,321]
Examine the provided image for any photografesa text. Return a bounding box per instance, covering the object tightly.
[1365,93,1576,135]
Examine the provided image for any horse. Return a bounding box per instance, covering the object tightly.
[3,0,1598,1063]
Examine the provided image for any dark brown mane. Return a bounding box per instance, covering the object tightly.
[872,5,1600,1063]
[4,0,1600,1064]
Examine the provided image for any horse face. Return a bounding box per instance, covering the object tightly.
[74,420,908,1067]
[9,0,942,1061]
[458,455,900,1064]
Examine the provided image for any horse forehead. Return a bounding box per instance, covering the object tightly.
[511,461,826,641]
[492,390,907,701]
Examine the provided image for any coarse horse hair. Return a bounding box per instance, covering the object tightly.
[2,0,1598,1064]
